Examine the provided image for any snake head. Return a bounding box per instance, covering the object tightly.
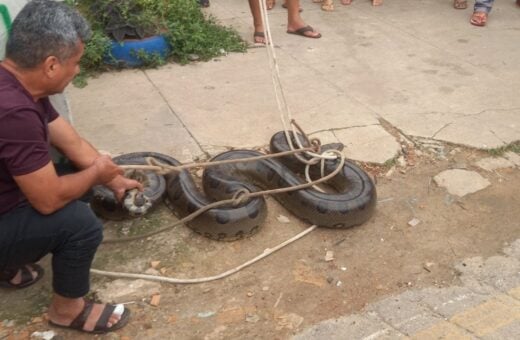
[123,189,153,216]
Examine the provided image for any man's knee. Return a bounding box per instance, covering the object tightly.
[61,201,103,247]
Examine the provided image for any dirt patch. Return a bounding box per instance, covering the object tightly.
[1,145,519,339]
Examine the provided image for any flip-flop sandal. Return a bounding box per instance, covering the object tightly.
[253,31,267,45]
[49,300,131,334]
[0,264,44,289]
[287,26,322,39]
[281,3,303,12]
[453,0,467,9]
[470,12,487,26]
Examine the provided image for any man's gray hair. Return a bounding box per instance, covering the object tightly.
[6,0,91,69]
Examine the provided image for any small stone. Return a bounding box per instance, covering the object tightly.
[197,311,216,318]
[247,291,254,297]
[188,54,199,61]
[150,294,161,307]
[327,277,334,284]
[397,156,406,167]
[150,261,161,269]
[336,280,343,287]
[30,331,56,340]
[276,215,291,223]
[408,218,421,227]
[262,286,269,291]
[325,251,334,262]
[3,320,14,327]
[385,167,395,177]
[341,266,347,271]
[31,317,43,324]
[434,169,490,197]
[245,313,260,323]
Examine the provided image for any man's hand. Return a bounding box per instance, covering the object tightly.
[106,174,144,202]
[93,155,124,184]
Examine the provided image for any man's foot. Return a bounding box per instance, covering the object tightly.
[254,31,267,45]
[287,25,322,39]
[470,11,487,26]
[372,0,383,6]
[0,264,44,289]
[341,0,352,5]
[266,0,275,10]
[49,298,130,334]
[453,0,467,9]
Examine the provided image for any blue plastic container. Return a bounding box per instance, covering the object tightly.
[105,35,171,67]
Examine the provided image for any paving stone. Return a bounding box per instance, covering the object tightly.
[366,290,443,335]
[450,294,520,338]
[456,255,520,292]
[475,157,515,171]
[420,286,492,319]
[433,169,490,197]
[292,314,405,340]
[482,319,520,340]
[409,320,477,340]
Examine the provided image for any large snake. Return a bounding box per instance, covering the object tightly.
[90,132,377,240]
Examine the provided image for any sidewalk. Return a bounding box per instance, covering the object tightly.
[70,0,520,165]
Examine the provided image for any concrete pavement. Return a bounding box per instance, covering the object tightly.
[70,0,520,164]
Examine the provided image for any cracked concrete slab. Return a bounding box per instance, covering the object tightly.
[475,157,516,172]
[334,125,401,164]
[433,169,491,197]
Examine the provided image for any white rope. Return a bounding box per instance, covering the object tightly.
[257,0,338,166]
[91,225,317,283]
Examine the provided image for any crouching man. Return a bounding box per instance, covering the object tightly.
[0,0,142,334]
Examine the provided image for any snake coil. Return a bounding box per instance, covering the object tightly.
[90,131,377,240]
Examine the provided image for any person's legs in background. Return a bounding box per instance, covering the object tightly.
[470,0,494,26]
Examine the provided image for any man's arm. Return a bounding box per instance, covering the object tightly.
[48,116,143,200]
[14,155,122,215]
[48,116,100,168]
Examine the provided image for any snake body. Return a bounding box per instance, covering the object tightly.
[166,131,376,240]
[90,132,377,241]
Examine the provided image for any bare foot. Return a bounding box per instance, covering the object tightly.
[341,0,352,5]
[453,0,467,9]
[322,0,334,11]
[266,0,275,10]
[470,11,487,26]
[253,31,267,45]
[372,0,383,6]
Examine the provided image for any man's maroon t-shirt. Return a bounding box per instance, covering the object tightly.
[0,65,59,215]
